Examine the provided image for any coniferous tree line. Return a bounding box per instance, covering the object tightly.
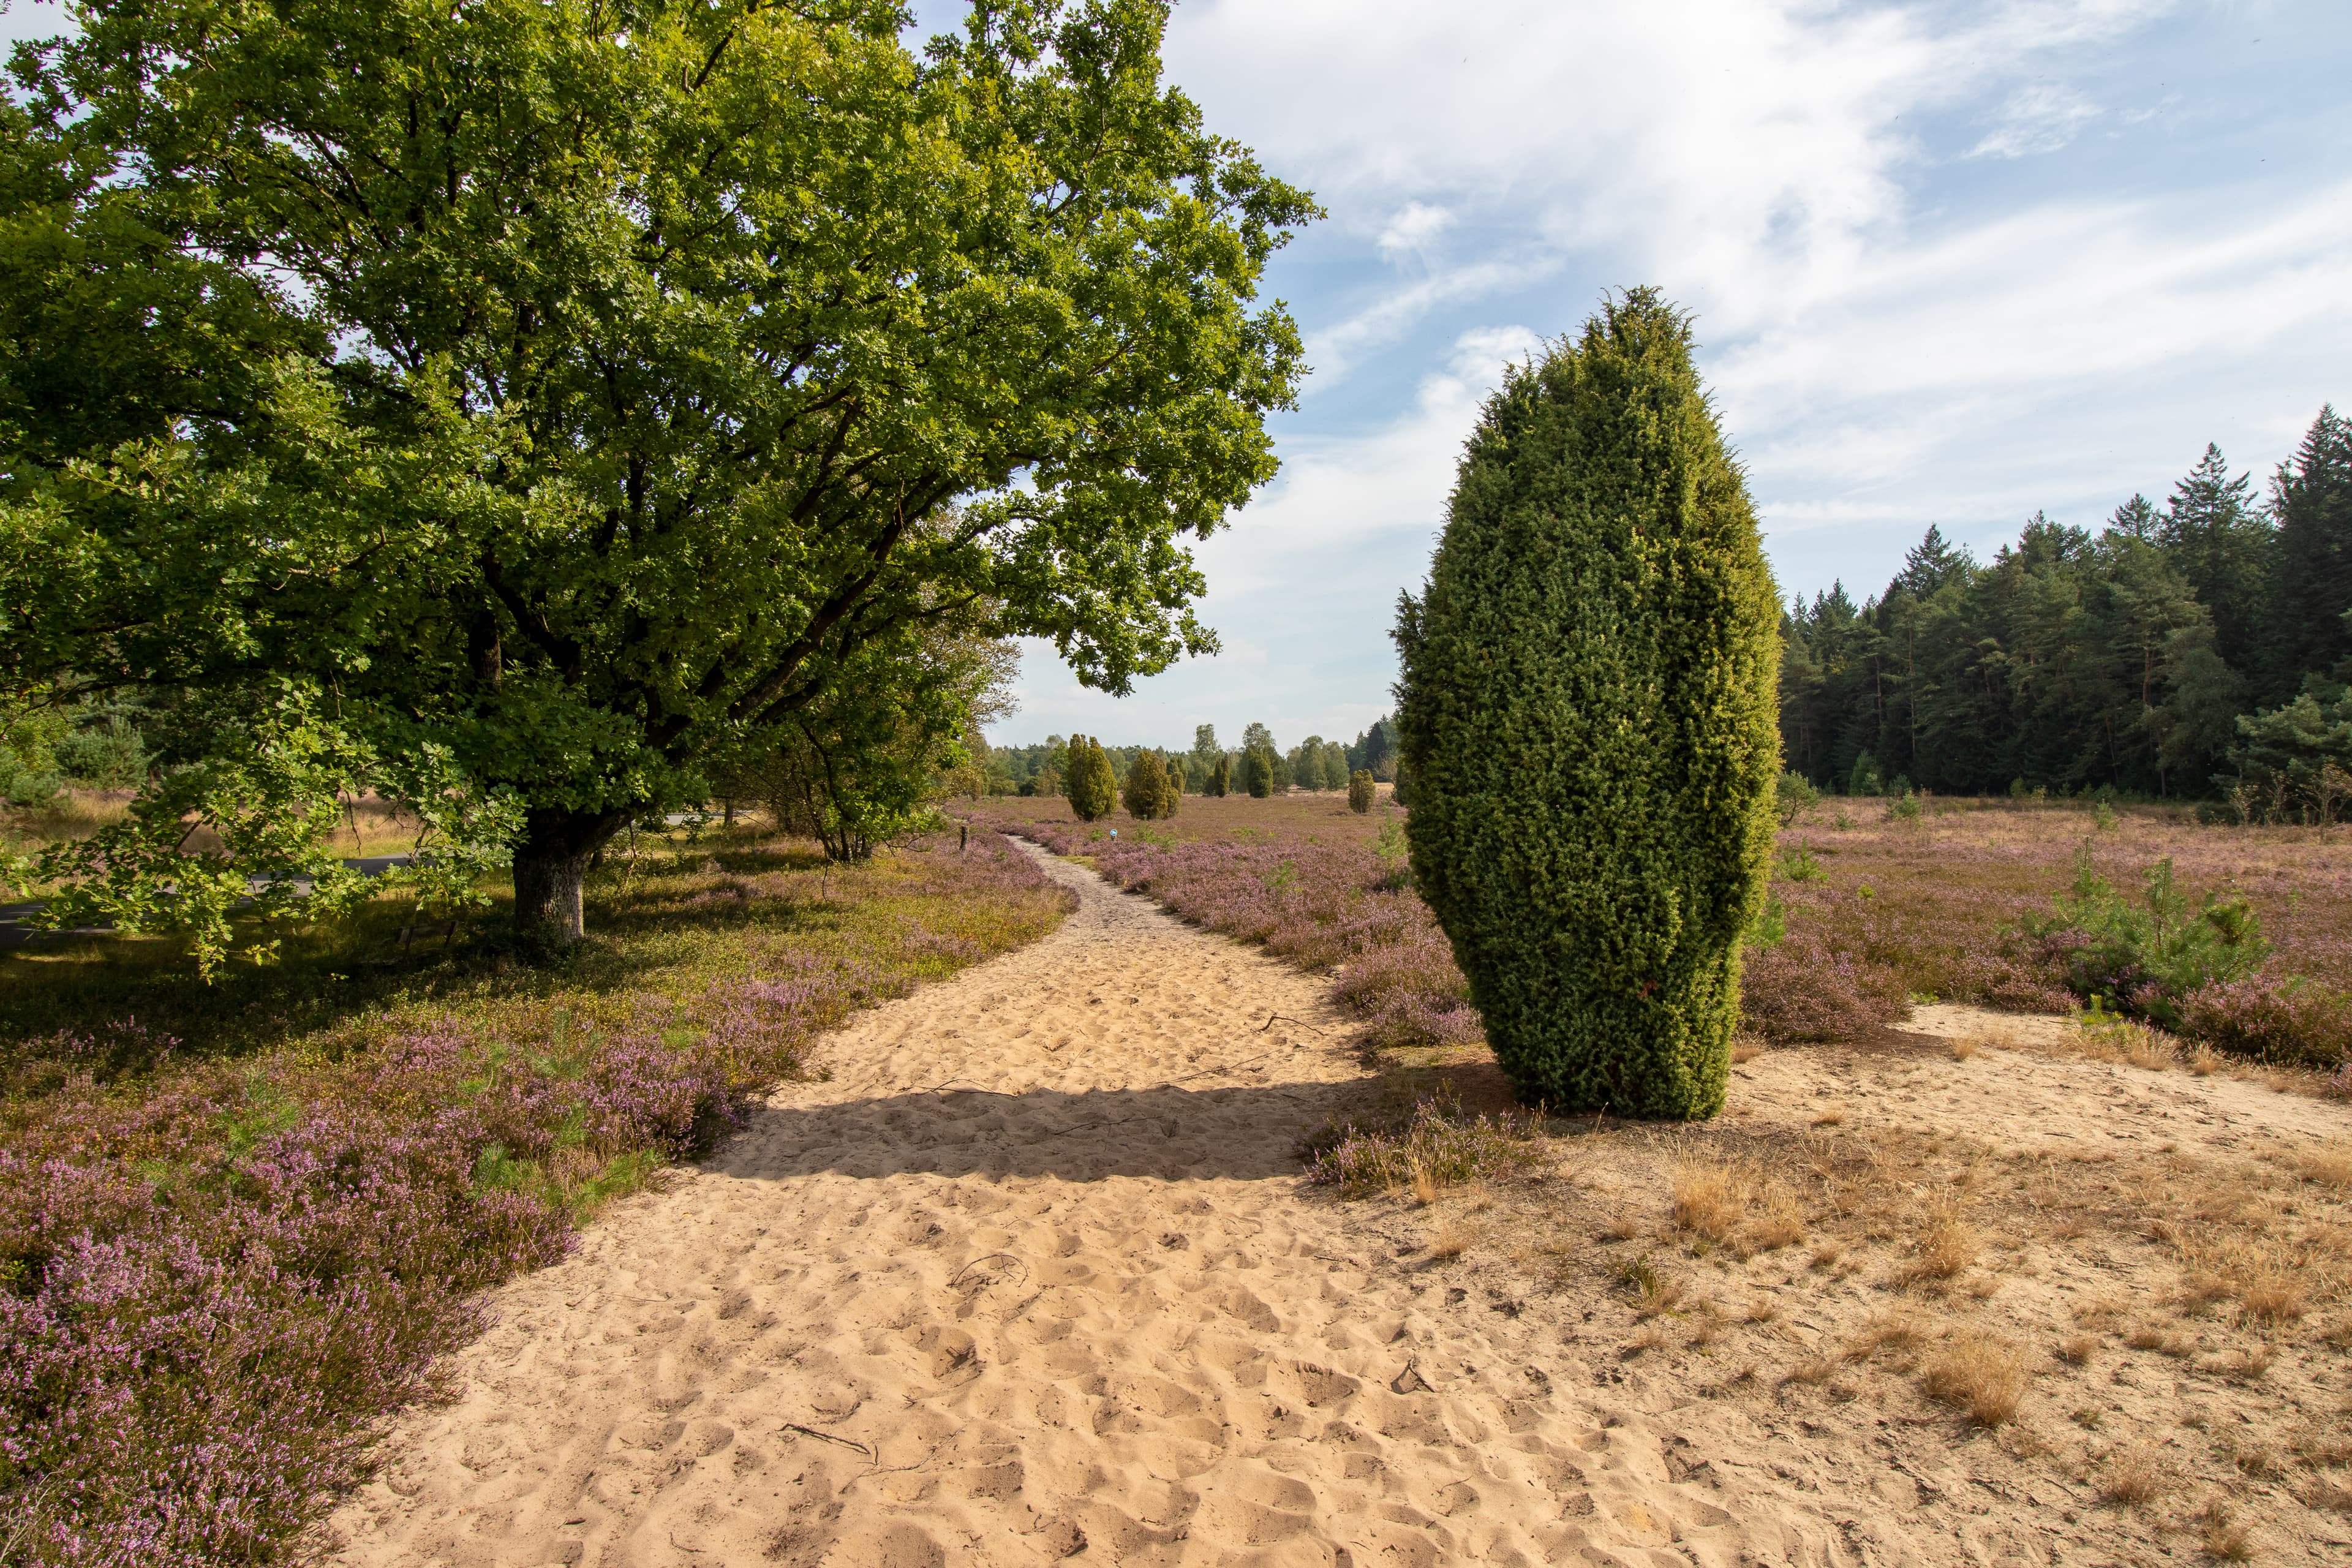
[1781,408,2352,809]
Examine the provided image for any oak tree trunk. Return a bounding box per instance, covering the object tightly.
[511,807,629,942]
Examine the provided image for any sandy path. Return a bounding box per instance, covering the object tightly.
[337,845,1901,1567]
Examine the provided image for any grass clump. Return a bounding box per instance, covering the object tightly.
[1921,1327,2029,1425]
[1301,1090,1544,1198]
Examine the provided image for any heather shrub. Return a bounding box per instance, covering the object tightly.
[1393,288,1779,1118]
[2180,975,2352,1069]
[1348,769,1375,813]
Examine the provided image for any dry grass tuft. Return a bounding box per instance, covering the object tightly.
[2126,1325,2196,1357]
[1844,1312,1928,1364]
[1427,1218,1471,1259]
[1613,1256,1683,1319]
[1781,1355,1838,1387]
[1949,1036,1978,1061]
[1730,1036,1765,1065]
[2197,1499,2253,1562]
[1411,1164,1441,1207]
[1907,1199,1983,1281]
[1670,1154,1807,1256]
[2057,1335,2099,1366]
[2296,1143,2352,1189]
[2239,1268,2309,1326]
[2205,1345,2273,1381]
[1920,1327,2028,1425]
[1671,1159,1744,1242]
[2187,1042,2220,1076]
[1810,1107,1846,1128]
[2101,1445,2166,1507]
[2307,1476,2352,1512]
[2119,1022,2179,1072]
[1625,1322,1671,1355]
[1809,1241,1844,1272]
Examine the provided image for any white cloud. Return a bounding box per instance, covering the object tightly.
[1967,81,2102,157]
[1376,201,1455,263]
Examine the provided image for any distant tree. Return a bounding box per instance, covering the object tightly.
[1348,769,1375,813]
[1122,749,1179,820]
[1066,735,1118,821]
[1322,739,1350,791]
[1353,717,1398,781]
[2160,444,2274,682]
[713,624,1013,860]
[2274,406,2352,684]
[1239,743,1275,798]
[1395,288,1779,1120]
[2109,494,2161,541]
[1288,736,1323,789]
[1189,724,1223,786]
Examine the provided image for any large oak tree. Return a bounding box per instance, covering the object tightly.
[1,0,1312,936]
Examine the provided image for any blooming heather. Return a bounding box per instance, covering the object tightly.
[977,796,2352,1068]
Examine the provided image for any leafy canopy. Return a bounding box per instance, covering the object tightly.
[2,0,1315,873]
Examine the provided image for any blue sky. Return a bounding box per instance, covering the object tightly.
[967,0,2352,751]
[12,0,2346,755]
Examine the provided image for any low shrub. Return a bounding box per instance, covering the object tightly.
[2182,975,2352,1070]
[1300,1091,1543,1197]
[1775,771,1822,825]
[1348,769,1375,814]
[2015,845,2267,1030]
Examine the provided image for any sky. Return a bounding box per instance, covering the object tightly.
[946,0,2352,751]
[9,0,2345,755]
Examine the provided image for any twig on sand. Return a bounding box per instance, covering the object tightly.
[914,1079,1013,1097]
[952,1253,1030,1291]
[784,1423,873,1459]
[1167,1052,1278,1084]
[1257,1014,1329,1035]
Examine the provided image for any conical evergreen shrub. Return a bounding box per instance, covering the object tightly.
[1067,734,1118,821]
[1393,288,1780,1120]
[1208,754,1232,797]
[1348,769,1376,813]
[1240,744,1275,797]
[1123,750,1180,820]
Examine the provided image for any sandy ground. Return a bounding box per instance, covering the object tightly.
[330,846,2352,1567]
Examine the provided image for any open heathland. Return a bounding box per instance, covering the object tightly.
[0,826,1072,1566]
[973,792,2352,1074]
[313,827,2352,1567]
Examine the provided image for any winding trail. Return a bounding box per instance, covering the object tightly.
[330,845,1865,1567]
